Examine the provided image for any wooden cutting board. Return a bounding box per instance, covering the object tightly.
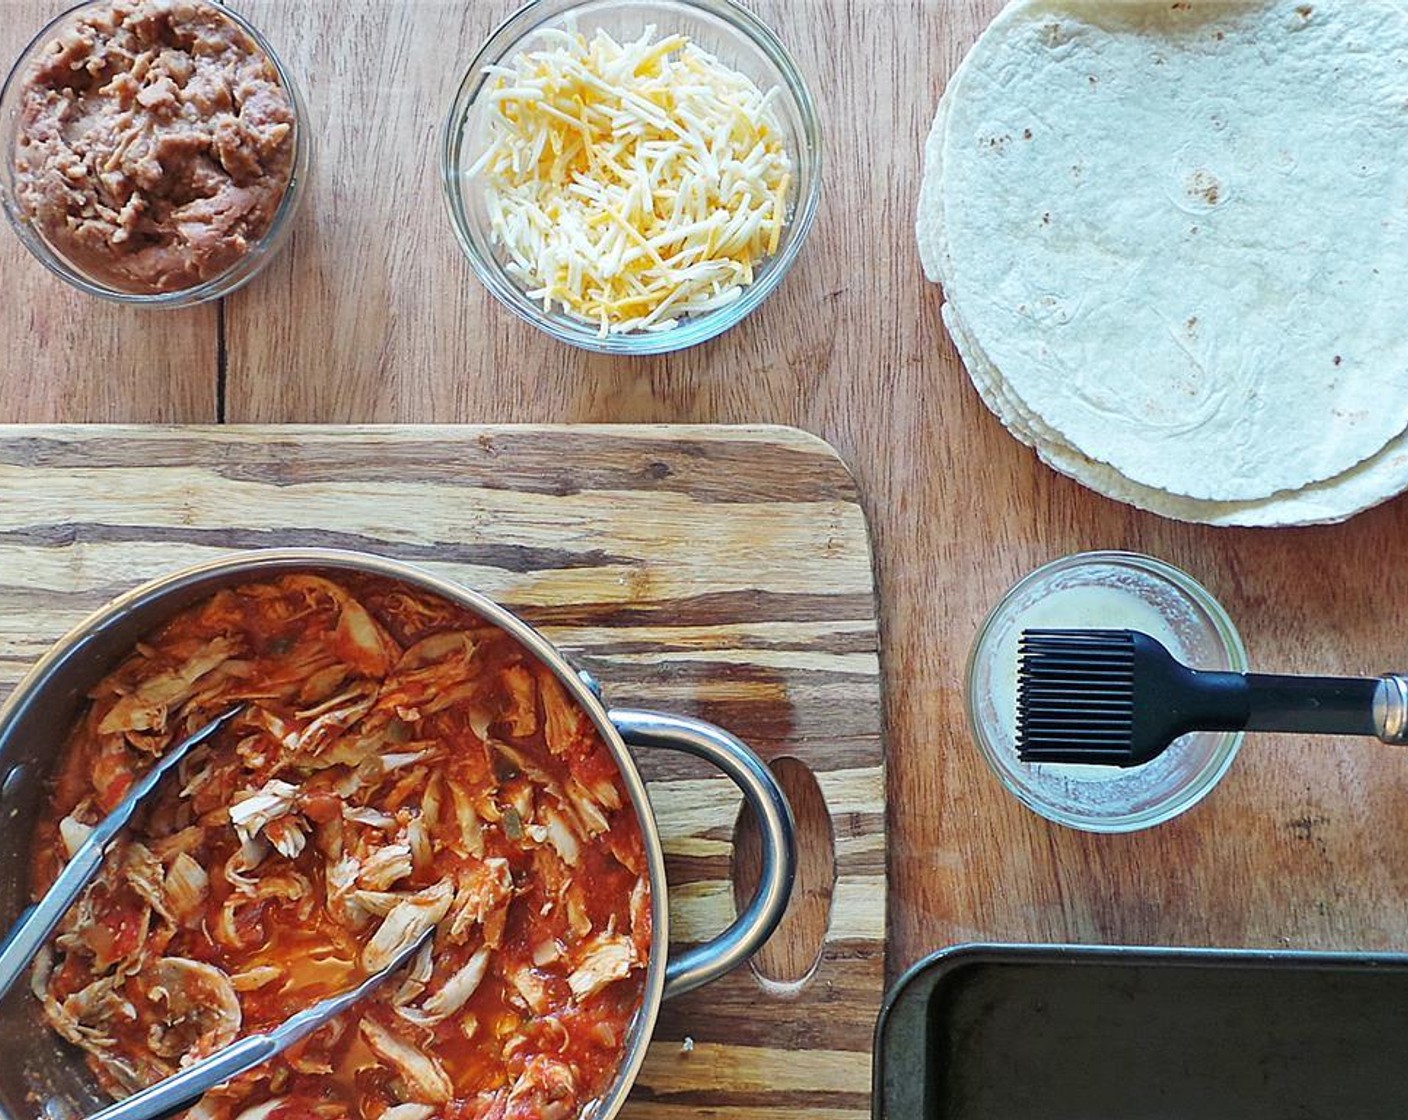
[0,424,884,1120]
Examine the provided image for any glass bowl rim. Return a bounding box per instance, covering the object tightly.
[965,549,1250,834]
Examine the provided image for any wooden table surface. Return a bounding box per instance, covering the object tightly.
[5,0,1408,986]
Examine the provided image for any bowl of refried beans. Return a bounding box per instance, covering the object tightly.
[0,0,307,304]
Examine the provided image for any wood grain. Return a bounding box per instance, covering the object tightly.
[0,423,884,1120]
[215,0,1408,973]
[0,4,219,422]
[4,0,1408,1071]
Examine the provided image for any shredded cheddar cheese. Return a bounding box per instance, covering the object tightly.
[468,27,794,336]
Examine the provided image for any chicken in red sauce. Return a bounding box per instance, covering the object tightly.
[30,572,651,1120]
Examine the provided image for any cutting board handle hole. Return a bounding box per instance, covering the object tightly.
[732,755,835,995]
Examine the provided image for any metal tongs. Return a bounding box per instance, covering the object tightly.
[88,931,434,1120]
[0,707,434,1120]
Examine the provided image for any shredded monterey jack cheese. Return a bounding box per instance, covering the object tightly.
[469,27,794,336]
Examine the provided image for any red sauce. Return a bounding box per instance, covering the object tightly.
[31,572,651,1120]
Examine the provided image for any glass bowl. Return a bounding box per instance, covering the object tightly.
[441,0,822,355]
[966,551,1249,834]
[0,0,310,308]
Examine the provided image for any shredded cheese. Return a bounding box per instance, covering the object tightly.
[468,27,794,336]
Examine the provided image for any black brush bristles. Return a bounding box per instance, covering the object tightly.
[1018,630,1146,767]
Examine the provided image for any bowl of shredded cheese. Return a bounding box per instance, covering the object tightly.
[442,0,821,353]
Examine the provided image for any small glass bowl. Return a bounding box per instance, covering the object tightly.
[441,0,822,355]
[0,0,310,308]
[967,551,1249,834]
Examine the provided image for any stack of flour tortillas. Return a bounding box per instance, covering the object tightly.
[919,0,1408,526]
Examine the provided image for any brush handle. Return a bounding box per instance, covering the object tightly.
[1189,671,1408,742]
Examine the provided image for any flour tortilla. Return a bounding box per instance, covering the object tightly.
[945,298,1408,527]
[929,0,1408,502]
[923,40,1408,527]
[922,51,1070,449]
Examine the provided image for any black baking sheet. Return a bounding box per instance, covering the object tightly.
[874,944,1408,1120]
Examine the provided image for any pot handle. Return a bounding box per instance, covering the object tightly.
[609,709,796,1000]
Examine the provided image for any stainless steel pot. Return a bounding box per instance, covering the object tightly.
[0,549,796,1120]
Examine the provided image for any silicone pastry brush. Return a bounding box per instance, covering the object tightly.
[1016,630,1408,767]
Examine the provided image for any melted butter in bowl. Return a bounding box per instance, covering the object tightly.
[968,551,1249,833]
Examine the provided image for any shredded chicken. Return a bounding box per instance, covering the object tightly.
[448,858,514,945]
[125,842,175,923]
[401,946,491,1026]
[382,1107,437,1120]
[360,1017,454,1104]
[406,813,433,874]
[568,933,636,1002]
[143,958,242,1060]
[566,882,593,941]
[30,573,650,1120]
[98,637,240,738]
[507,1055,579,1120]
[500,664,538,736]
[230,966,283,992]
[392,938,436,1008]
[230,780,310,860]
[343,806,396,830]
[538,668,591,758]
[357,843,415,891]
[539,805,582,867]
[363,880,454,973]
[509,963,552,1015]
[326,854,368,929]
[58,812,94,858]
[290,682,378,756]
[38,963,153,1092]
[264,817,307,860]
[165,852,210,923]
[225,836,271,894]
[450,782,486,858]
[533,939,565,967]
[230,779,300,839]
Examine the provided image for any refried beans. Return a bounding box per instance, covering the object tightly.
[12,0,296,294]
